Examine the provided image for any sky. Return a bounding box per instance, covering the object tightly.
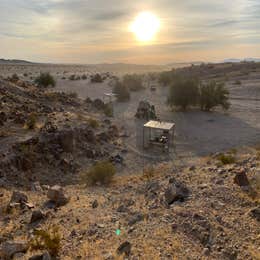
[0,0,259,64]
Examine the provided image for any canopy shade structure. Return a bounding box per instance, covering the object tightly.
[144,120,175,131]
[143,120,175,152]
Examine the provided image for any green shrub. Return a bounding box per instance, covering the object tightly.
[35,72,56,88]
[235,80,241,85]
[83,161,116,185]
[104,103,113,117]
[30,226,61,257]
[69,74,76,80]
[91,73,103,83]
[158,71,174,86]
[167,77,199,110]
[122,74,144,91]
[81,74,87,80]
[113,81,130,102]
[11,73,19,81]
[217,153,236,164]
[88,118,99,128]
[199,81,230,111]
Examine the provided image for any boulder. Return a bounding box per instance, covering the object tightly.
[128,213,144,226]
[250,207,260,221]
[47,185,69,206]
[0,241,28,259]
[117,241,131,256]
[30,210,45,223]
[28,252,51,260]
[164,181,189,205]
[233,171,250,186]
[10,191,28,204]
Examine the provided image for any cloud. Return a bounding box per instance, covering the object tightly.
[0,0,259,63]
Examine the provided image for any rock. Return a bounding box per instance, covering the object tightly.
[250,207,260,221]
[47,185,69,206]
[28,251,51,260]
[30,210,45,223]
[117,205,129,213]
[92,199,98,208]
[0,241,28,259]
[117,241,131,256]
[10,191,28,204]
[59,130,74,153]
[31,181,43,192]
[164,181,189,205]
[202,247,210,256]
[128,213,144,226]
[234,171,250,186]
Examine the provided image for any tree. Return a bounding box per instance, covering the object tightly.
[199,81,230,111]
[91,73,103,83]
[158,70,174,86]
[122,74,144,91]
[167,77,199,110]
[113,81,130,101]
[35,73,56,88]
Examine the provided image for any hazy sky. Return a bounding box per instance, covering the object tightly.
[0,0,259,64]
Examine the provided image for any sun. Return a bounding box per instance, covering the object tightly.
[130,11,160,43]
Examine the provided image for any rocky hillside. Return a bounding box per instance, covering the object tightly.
[0,77,124,187]
[0,146,259,259]
[0,76,259,259]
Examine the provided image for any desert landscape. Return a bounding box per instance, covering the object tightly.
[0,0,260,259]
[0,60,259,259]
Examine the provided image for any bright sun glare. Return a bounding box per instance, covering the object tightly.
[130,12,160,43]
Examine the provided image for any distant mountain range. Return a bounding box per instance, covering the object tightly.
[223,58,260,63]
[0,59,33,64]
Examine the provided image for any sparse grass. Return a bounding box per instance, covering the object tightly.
[82,161,116,185]
[217,153,236,164]
[88,118,99,128]
[24,113,37,130]
[143,166,156,180]
[30,225,61,257]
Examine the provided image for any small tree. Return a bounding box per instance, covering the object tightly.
[113,81,130,102]
[35,72,56,88]
[158,71,173,86]
[91,73,103,83]
[167,77,199,110]
[199,81,230,111]
[122,74,144,91]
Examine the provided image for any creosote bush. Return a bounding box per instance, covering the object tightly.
[104,103,113,117]
[113,81,130,102]
[83,161,116,185]
[217,153,236,165]
[88,118,99,128]
[35,72,56,88]
[122,74,144,91]
[30,226,61,257]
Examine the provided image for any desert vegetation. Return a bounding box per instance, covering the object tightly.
[34,72,56,88]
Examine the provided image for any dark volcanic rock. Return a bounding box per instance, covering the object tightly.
[233,170,250,187]
[117,241,131,256]
[164,181,190,205]
[250,207,260,221]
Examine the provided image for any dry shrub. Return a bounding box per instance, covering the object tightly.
[30,226,61,257]
[217,153,236,164]
[83,161,116,185]
[88,118,99,128]
[143,166,156,180]
[25,113,37,130]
